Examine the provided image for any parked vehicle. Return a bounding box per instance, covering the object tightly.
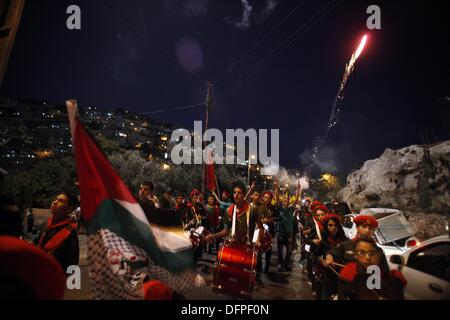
[342,208,420,258]
[324,201,352,217]
[389,235,450,300]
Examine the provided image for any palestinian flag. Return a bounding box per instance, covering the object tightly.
[66,100,204,299]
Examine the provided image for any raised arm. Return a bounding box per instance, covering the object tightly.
[244,181,256,202]
[212,191,221,204]
[273,180,281,205]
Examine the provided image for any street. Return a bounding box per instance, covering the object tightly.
[63,234,314,300]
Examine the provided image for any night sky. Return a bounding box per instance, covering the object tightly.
[1,0,448,176]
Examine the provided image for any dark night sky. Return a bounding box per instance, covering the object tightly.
[2,0,449,175]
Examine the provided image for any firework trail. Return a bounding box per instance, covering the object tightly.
[304,35,368,176]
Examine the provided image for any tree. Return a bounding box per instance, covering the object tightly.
[96,134,123,155]
[2,156,77,210]
[108,150,246,196]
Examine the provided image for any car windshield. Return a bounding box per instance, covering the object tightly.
[375,212,416,244]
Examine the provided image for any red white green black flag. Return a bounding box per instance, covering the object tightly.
[66,100,204,299]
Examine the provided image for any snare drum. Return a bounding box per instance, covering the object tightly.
[252,224,273,252]
[212,240,257,298]
[189,226,210,248]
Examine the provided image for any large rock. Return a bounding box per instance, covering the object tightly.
[405,212,449,240]
[339,141,450,238]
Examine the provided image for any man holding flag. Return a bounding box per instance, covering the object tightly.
[65,100,204,300]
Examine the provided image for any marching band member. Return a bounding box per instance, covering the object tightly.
[274,179,302,272]
[204,194,221,252]
[339,235,406,300]
[249,188,269,285]
[255,188,278,279]
[324,214,390,299]
[313,213,348,299]
[205,182,263,249]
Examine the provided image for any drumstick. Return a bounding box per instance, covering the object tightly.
[319,257,345,268]
[328,265,341,277]
[332,262,345,268]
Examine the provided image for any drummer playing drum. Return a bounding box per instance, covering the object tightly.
[205,183,264,249]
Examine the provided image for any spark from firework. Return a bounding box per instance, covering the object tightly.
[304,35,368,177]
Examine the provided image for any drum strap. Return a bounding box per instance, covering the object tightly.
[246,206,250,243]
[231,204,251,242]
[314,219,322,241]
[231,205,237,238]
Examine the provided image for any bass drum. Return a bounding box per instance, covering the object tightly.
[212,240,257,298]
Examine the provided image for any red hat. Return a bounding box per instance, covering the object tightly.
[353,215,378,228]
[190,189,200,198]
[262,191,274,198]
[222,190,230,197]
[322,213,341,225]
[143,280,173,300]
[309,200,323,211]
[0,236,66,299]
[312,205,329,215]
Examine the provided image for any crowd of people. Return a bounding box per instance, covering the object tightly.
[135,179,407,300]
[0,177,408,300]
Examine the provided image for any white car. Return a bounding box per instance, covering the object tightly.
[342,208,420,258]
[389,235,450,300]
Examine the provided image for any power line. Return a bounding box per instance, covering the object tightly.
[139,103,206,115]
[216,0,341,103]
[213,0,307,86]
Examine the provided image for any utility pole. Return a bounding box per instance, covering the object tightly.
[202,81,214,193]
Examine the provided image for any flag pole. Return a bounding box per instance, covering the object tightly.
[215,172,220,196]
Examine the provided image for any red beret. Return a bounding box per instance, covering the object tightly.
[190,189,200,197]
[353,215,378,228]
[262,191,274,198]
[222,191,230,197]
[309,200,323,211]
[312,205,329,215]
[322,213,341,225]
[0,236,66,299]
[143,280,173,300]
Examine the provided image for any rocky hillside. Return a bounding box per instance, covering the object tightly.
[339,140,450,239]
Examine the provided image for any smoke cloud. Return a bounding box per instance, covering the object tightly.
[275,166,309,190]
[300,145,339,173]
[225,0,253,30]
[256,0,280,26]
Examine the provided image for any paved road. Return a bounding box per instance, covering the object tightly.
[25,209,314,300]
[62,235,314,300]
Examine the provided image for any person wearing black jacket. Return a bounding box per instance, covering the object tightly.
[313,213,348,299]
[325,214,391,299]
[339,235,406,300]
[302,204,328,297]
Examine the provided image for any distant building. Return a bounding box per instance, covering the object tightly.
[0,96,174,169]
